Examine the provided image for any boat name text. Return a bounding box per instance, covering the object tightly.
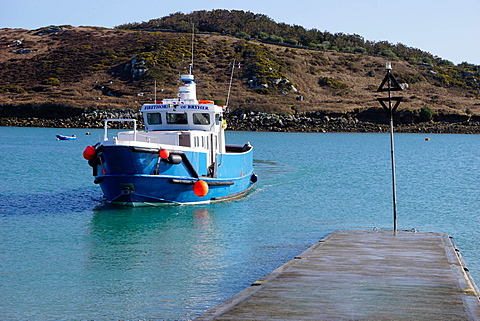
[143,104,211,111]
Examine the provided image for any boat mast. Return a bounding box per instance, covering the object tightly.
[189,24,194,75]
[176,24,197,103]
[225,59,237,110]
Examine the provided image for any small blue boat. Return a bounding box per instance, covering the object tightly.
[56,134,76,140]
[83,72,257,205]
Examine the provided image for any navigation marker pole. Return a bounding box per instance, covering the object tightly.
[377,62,404,233]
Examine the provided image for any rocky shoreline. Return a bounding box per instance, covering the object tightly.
[227,112,480,134]
[0,108,479,134]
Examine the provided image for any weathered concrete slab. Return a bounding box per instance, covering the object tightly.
[196,230,480,320]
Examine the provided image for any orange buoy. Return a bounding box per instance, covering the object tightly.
[193,180,209,197]
[159,149,170,159]
[83,145,96,160]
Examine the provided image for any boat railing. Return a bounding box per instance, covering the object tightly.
[104,119,137,141]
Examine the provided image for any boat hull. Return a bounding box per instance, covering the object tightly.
[56,135,76,140]
[90,144,256,205]
[95,174,255,205]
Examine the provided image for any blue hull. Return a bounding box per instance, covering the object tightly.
[96,174,254,205]
[56,135,76,140]
[91,145,256,205]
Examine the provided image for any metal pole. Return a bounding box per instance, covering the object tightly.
[387,68,398,233]
[226,59,235,109]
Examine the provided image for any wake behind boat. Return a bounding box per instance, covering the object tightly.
[83,72,257,205]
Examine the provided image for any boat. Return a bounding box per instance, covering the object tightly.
[56,134,76,140]
[83,72,257,205]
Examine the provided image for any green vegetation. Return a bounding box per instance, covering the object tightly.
[42,78,61,86]
[396,72,424,84]
[117,10,466,67]
[238,41,288,90]
[0,85,26,93]
[318,77,348,90]
[137,34,193,81]
[114,10,480,96]
[419,105,434,122]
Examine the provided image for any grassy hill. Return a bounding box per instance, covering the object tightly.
[1,18,479,122]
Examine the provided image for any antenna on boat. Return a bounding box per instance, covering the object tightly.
[189,24,194,75]
[154,80,157,103]
[225,59,237,110]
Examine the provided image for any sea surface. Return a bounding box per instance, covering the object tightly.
[1,126,479,320]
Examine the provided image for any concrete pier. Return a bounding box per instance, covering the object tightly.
[196,230,480,320]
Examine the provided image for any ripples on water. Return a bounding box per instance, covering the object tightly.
[0,190,104,216]
[1,128,479,320]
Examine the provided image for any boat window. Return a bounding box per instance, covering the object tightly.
[166,113,188,124]
[147,113,162,125]
[193,113,210,125]
[215,114,220,125]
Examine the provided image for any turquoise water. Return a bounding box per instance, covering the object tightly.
[1,127,479,320]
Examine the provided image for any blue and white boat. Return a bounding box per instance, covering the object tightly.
[83,72,257,205]
[56,134,76,140]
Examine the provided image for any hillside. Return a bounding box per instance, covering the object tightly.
[1,22,479,127]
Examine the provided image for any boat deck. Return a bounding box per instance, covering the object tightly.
[196,230,480,320]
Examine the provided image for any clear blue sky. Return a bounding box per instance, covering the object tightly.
[2,0,479,65]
